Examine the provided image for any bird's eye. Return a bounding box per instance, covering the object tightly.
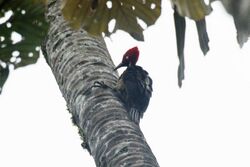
[125,56,129,59]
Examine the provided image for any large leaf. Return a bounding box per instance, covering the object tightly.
[0,0,48,68]
[0,0,48,93]
[62,0,161,41]
[171,0,212,20]
[212,0,250,47]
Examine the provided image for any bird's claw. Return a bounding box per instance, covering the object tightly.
[93,81,106,88]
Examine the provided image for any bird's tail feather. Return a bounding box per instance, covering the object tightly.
[129,108,140,125]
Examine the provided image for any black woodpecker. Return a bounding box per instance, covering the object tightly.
[114,46,153,125]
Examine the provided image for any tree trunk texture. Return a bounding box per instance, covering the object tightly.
[42,0,159,166]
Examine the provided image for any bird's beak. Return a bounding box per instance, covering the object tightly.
[114,62,124,71]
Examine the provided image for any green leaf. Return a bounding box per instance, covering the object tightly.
[62,0,161,41]
[0,65,9,94]
[0,0,48,69]
[171,0,212,20]
[0,0,48,93]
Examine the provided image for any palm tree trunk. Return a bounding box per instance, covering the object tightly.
[42,0,159,166]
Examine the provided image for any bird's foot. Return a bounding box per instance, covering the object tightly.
[92,81,112,89]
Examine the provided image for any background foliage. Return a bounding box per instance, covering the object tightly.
[0,0,48,93]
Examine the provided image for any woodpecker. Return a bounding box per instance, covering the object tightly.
[114,47,153,124]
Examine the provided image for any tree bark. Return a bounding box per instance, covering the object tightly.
[42,0,159,166]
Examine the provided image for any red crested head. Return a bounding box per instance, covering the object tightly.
[114,47,139,70]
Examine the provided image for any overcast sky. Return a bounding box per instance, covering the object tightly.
[1,1,250,167]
